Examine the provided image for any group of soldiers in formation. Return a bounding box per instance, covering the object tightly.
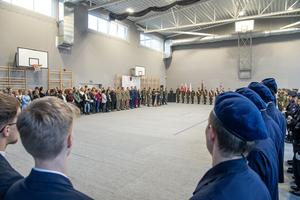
[281,88,300,197]
[175,86,229,105]
[114,86,169,111]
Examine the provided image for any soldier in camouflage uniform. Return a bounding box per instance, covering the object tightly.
[159,87,163,105]
[125,87,130,109]
[142,87,146,105]
[121,87,125,110]
[203,87,207,105]
[147,87,151,107]
[116,86,121,111]
[209,88,214,105]
[191,88,195,104]
[186,88,190,104]
[165,88,168,105]
[176,86,180,103]
[181,89,185,103]
[196,87,201,104]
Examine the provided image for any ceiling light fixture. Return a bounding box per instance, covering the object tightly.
[239,11,244,16]
[127,8,134,13]
[288,7,294,10]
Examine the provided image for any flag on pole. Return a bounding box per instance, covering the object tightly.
[201,80,203,91]
[190,82,192,93]
[181,83,183,92]
[220,82,222,92]
[185,83,187,94]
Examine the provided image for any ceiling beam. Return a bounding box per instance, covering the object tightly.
[88,0,127,11]
[157,31,215,36]
[135,0,212,23]
[143,8,300,33]
[280,20,300,29]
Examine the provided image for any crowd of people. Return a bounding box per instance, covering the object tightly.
[1,77,300,199]
[1,85,172,114]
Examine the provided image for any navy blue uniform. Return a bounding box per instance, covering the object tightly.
[261,110,283,184]
[0,155,24,199]
[133,89,137,108]
[129,89,134,109]
[4,169,93,200]
[266,102,287,183]
[190,159,271,200]
[247,138,279,200]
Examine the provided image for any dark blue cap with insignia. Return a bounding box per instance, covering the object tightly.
[261,78,277,94]
[236,87,267,111]
[290,91,297,97]
[214,92,269,141]
[248,82,274,103]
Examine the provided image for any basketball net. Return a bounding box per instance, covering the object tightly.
[241,25,248,33]
[32,64,42,72]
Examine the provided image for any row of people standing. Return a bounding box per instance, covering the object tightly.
[175,87,230,105]
[190,78,286,200]
[284,90,300,196]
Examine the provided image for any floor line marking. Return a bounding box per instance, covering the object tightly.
[173,119,208,136]
[180,112,191,116]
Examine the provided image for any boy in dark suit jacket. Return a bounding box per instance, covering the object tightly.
[0,94,24,199]
[4,97,93,200]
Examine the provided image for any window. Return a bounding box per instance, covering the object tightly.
[59,1,64,21]
[3,0,53,17]
[88,14,128,40]
[140,33,163,52]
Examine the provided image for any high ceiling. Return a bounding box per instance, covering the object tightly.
[86,0,300,37]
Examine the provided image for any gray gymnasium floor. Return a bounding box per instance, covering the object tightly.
[5,103,299,200]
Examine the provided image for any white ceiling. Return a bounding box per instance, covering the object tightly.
[87,0,300,37]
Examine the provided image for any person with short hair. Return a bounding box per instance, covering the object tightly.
[4,97,93,200]
[7,88,14,97]
[190,92,271,200]
[0,93,24,199]
[101,90,107,113]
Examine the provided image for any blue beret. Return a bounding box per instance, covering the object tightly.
[261,78,277,94]
[236,87,267,110]
[214,92,268,141]
[248,82,274,103]
[290,91,297,97]
[298,93,300,99]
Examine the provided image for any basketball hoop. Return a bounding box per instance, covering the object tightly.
[32,64,42,72]
[241,25,248,33]
[139,75,145,78]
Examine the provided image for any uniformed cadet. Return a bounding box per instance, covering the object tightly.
[125,87,130,109]
[215,88,220,96]
[176,86,180,103]
[286,91,298,144]
[236,88,280,199]
[142,87,146,105]
[130,86,134,109]
[120,87,126,110]
[147,87,151,107]
[277,89,284,111]
[190,92,271,200]
[249,81,286,184]
[181,89,185,103]
[191,88,195,104]
[156,88,160,106]
[165,88,168,105]
[289,94,300,196]
[202,87,207,105]
[152,89,156,106]
[221,88,225,93]
[186,88,190,104]
[196,87,201,104]
[116,86,121,111]
[159,87,164,106]
[209,88,214,105]
[227,88,230,92]
[133,86,138,108]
